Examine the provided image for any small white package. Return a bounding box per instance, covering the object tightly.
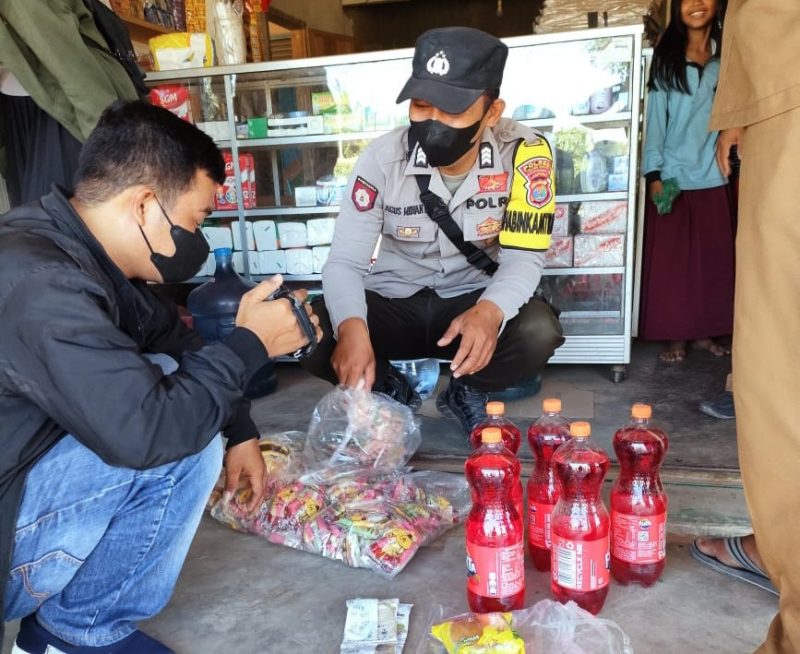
[201,226,233,250]
[545,236,574,268]
[553,203,570,236]
[258,250,287,274]
[253,220,278,251]
[294,186,317,207]
[574,234,625,267]
[340,599,412,654]
[578,201,628,234]
[285,248,313,275]
[307,218,337,246]
[232,251,258,274]
[231,221,255,251]
[278,222,308,248]
[312,246,331,273]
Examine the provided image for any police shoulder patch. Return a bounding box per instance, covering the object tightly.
[352,176,378,212]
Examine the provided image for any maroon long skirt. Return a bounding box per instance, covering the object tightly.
[638,185,736,340]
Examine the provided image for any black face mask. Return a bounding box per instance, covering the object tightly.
[140,197,209,283]
[409,116,484,168]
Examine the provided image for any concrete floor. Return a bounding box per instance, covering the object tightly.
[3,342,778,653]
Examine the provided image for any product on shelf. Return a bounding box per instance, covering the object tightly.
[579,151,609,193]
[231,221,255,251]
[149,32,213,71]
[285,248,314,275]
[323,112,364,134]
[589,87,613,114]
[312,246,331,274]
[247,116,267,139]
[573,234,624,267]
[245,153,257,208]
[201,225,233,250]
[149,85,193,122]
[307,218,337,246]
[553,203,570,236]
[267,113,324,136]
[578,201,628,233]
[196,120,230,141]
[253,220,278,251]
[545,236,574,268]
[311,91,336,115]
[213,0,247,66]
[215,152,237,210]
[232,251,257,274]
[607,174,628,192]
[278,222,308,249]
[315,175,347,207]
[184,0,206,31]
[294,186,318,207]
[258,250,287,274]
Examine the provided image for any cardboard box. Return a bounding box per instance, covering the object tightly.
[231,221,255,251]
[578,201,628,233]
[253,220,278,251]
[258,250,287,274]
[574,234,625,267]
[545,236,574,268]
[278,222,308,249]
[312,246,331,273]
[201,226,233,250]
[306,218,336,246]
[285,248,313,275]
[553,203,570,236]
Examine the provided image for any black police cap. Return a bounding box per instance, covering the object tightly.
[396,27,508,114]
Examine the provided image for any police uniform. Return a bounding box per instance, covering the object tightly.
[302,117,564,392]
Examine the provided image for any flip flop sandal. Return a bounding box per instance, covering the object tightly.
[690,537,778,596]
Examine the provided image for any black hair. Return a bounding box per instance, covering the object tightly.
[648,0,726,94]
[483,88,501,111]
[74,100,225,208]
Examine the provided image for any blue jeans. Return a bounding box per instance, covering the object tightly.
[4,355,223,647]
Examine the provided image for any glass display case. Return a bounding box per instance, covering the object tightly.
[145,25,644,372]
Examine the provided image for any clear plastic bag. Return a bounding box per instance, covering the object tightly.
[425,600,633,654]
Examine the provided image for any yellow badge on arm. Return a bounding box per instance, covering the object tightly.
[499,137,556,251]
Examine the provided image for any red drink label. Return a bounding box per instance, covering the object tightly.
[552,536,610,591]
[611,511,667,564]
[528,500,555,549]
[466,541,524,598]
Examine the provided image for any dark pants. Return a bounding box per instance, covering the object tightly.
[300,288,565,392]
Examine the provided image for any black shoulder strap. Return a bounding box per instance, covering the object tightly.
[409,136,498,276]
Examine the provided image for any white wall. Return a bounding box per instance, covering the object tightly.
[270,0,354,36]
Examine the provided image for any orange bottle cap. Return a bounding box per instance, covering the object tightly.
[486,401,505,416]
[631,403,652,420]
[543,398,562,413]
[481,427,502,444]
[570,421,591,438]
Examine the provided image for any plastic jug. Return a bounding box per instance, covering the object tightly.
[187,247,276,398]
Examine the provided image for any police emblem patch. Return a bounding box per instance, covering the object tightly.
[426,51,450,77]
[478,172,509,193]
[476,217,502,237]
[352,176,378,212]
[516,156,553,208]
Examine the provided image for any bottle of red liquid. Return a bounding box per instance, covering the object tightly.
[527,398,571,571]
[610,403,669,586]
[469,401,521,452]
[551,421,610,615]
[465,427,525,612]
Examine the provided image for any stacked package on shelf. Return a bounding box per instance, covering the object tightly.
[573,201,626,267]
[545,203,574,268]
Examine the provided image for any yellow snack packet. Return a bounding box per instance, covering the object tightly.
[431,612,525,653]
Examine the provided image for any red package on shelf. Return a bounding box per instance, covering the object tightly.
[215,151,238,210]
[149,85,193,123]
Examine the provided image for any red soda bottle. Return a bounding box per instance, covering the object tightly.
[610,403,669,586]
[527,397,571,571]
[469,401,521,452]
[465,427,525,612]
[551,421,610,615]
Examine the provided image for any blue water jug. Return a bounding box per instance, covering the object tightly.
[187,248,277,399]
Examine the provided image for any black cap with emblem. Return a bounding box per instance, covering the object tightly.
[396,27,508,114]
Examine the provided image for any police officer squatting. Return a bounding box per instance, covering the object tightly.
[300,27,566,436]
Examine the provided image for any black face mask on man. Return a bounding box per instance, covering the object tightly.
[139,197,210,283]
[409,115,484,168]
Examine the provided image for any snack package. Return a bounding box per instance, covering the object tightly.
[552,203,570,236]
[427,600,633,654]
[149,85,193,122]
[544,236,573,268]
[149,32,213,70]
[573,234,624,267]
[577,201,628,233]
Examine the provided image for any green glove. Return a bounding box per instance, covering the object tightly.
[653,178,681,215]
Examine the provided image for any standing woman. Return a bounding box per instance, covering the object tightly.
[639,0,735,363]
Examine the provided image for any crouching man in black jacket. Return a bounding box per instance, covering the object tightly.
[0,101,320,654]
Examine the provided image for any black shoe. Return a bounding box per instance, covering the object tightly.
[436,377,489,436]
[699,391,735,419]
[375,364,422,410]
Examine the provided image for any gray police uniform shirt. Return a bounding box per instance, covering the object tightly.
[323,117,548,334]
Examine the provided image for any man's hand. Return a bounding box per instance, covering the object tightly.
[224,439,266,514]
[331,317,376,389]
[649,179,664,203]
[716,127,745,177]
[235,275,322,357]
[438,300,504,379]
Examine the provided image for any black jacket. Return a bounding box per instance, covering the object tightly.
[0,188,270,636]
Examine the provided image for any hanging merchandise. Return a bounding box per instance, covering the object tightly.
[214,0,248,65]
[527,398,571,572]
[610,403,669,586]
[550,421,611,615]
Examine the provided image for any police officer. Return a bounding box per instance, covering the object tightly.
[301,27,564,436]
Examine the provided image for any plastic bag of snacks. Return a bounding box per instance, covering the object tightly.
[302,386,422,481]
[426,600,632,654]
[149,32,213,70]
